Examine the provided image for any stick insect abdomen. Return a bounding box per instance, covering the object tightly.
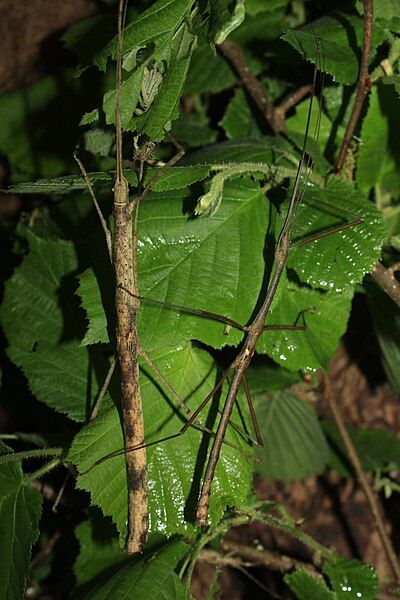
[114,177,148,553]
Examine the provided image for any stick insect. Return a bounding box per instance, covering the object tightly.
[77,17,364,547]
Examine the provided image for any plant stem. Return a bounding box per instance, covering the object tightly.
[334,0,373,173]
[325,381,400,584]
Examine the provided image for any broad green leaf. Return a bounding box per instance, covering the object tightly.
[171,113,217,148]
[259,270,354,371]
[78,180,268,350]
[357,85,400,199]
[69,343,254,539]
[81,539,189,600]
[0,232,103,422]
[7,165,210,195]
[135,51,194,140]
[246,362,300,394]
[103,66,145,128]
[323,419,400,477]
[84,128,114,157]
[367,279,400,393]
[13,341,94,423]
[0,443,43,600]
[204,0,245,44]
[184,45,236,95]
[288,177,387,292]
[323,557,379,600]
[285,569,334,600]
[282,14,385,84]
[0,232,78,351]
[381,74,400,99]
[219,88,265,140]
[94,0,193,71]
[182,136,299,171]
[254,391,329,481]
[73,516,126,597]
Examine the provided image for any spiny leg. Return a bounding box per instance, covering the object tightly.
[73,151,113,262]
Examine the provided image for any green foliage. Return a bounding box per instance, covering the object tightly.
[69,343,254,540]
[0,443,43,600]
[323,419,400,478]
[78,537,190,600]
[254,390,329,481]
[2,0,399,597]
[286,557,378,599]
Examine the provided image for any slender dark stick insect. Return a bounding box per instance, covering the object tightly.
[78,24,363,540]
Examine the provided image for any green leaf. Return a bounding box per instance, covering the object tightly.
[323,557,379,600]
[13,341,94,423]
[0,442,43,600]
[219,88,265,140]
[288,177,387,292]
[282,14,385,85]
[367,279,400,394]
[84,128,114,157]
[0,232,78,352]
[381,74,400,98]
[285,569,334,600]
[182,136,299,170]
[184,44,236,95]
[323,419,400,477]
[135,51,194,140]
[78,180,267,351]
[357,85,400,199]
[205,0,245,44]
[103,66,145,128]
[254,391,329,481]
[171,113,217,148]
[258,270,354,371]
[246,0,287,16]
[95,0,193,71]
[81,539,189,600]
[7,165,210,195]
[68,343,254,539]
[73,515,126,597]
[0,231,102,422]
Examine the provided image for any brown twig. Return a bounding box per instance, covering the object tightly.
[324,380,400,584]
[278,84,313,115]
[334,0,374,173]
[219,540,323,578]
[218,39,284,134]
[371,262,400,309]
[30,531,61,569]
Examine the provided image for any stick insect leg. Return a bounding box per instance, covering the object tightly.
[139,347,254,458]
[73,151,113,262]
[89,359,116,421]
[242,375,264,447]
[82,360,256,475]
[118,285,245,332]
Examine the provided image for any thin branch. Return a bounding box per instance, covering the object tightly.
[31,531,61,569]
[219,540,323,578]
[218,39,284,134]
[371,261,400,309]
[277,84,313,115]
[334,0,374,173]
[324,380,400,584]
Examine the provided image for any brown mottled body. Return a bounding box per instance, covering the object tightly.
[114,176,148,553]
